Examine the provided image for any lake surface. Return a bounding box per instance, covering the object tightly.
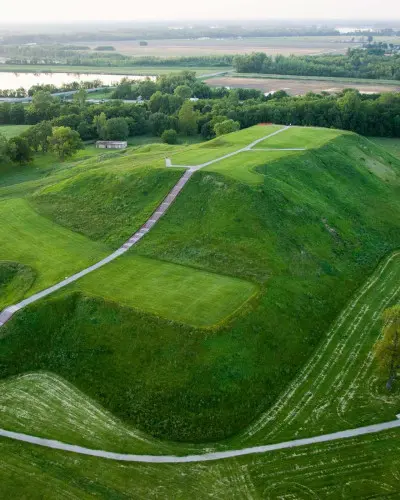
[0,72,153,90]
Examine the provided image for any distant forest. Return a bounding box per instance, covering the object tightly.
[233,50,400,80]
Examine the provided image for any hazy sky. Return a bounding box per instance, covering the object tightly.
[1,0,398,24]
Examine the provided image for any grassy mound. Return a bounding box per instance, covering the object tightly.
[0,293,260,442]
[1,126,400,443]
[32,167,182,247]
[0,262,35,309]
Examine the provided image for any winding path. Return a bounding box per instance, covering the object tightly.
[0,125,290,327]
[1,418,400,463]
[1,125,400,463]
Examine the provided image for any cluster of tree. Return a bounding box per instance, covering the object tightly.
[2,73,400,154]
[222,90,400,138]
[233,50,400,80]
[0,79,106,99]
[362,42,400,56]
[0,122,82,165]
[94,46,116,51]
[110,73,263,102]
[3,50,234,69]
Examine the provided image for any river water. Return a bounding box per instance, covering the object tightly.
[0,71,153,90]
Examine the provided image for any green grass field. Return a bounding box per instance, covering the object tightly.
[204,149,299,184]
[1,421,400,498]
[0,124,31,139]
[73,254,257,326]
[0,198,108,307]
[371,137,400,160]
[170,125,283,166]
[1,124,400,496]
[256,126,345,149]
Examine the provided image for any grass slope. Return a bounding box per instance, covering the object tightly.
[32,167,182,247]
[371,137,400,160]
[0,198,109,295]
[1,126,399,444]
[73,254,256,327]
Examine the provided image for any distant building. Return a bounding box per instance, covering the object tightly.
[96,141,127,149]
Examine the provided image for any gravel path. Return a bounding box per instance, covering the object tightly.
[1,418,400,463]
[0,126,291,327]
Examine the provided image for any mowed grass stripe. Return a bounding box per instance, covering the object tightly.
[72,254,258,327]
[240,251,400,445]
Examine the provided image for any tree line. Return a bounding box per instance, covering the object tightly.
[1,71,400,170]
[233,49,400,80]
[0,79,106,98]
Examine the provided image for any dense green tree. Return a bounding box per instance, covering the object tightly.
[0,133,10,164]
[49,126,83,160]
[22,121,52,153]
[7,136,32,164]
[137,79,157,99]
[149,112,173,136]
[9,103,25,124]
[52,113,81,130]
[214,119,240,136]
[178,101,199,136]
[174,85,192,100]
[77,121,96,140]
[161,129,178,144]
[73,88,88,109]
[105,117,129,140]
[32,90,54,114]
[93,112,107,139]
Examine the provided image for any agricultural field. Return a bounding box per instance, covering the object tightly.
[80,36,364,57]
[0,124,400,497]
[206,75,400,95]
[0,124,31,138]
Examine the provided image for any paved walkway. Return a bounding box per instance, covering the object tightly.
[0,126,291,327]
[1,418,400,463]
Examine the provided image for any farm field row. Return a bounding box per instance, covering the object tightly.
[79,35,363,57]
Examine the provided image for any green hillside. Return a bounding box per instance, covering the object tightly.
[1,125,399,447]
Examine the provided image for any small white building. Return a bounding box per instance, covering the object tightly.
[96,141,127,149]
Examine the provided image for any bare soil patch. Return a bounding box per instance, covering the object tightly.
[206,77,400,95]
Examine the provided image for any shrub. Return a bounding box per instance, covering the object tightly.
[161,129,178,145]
